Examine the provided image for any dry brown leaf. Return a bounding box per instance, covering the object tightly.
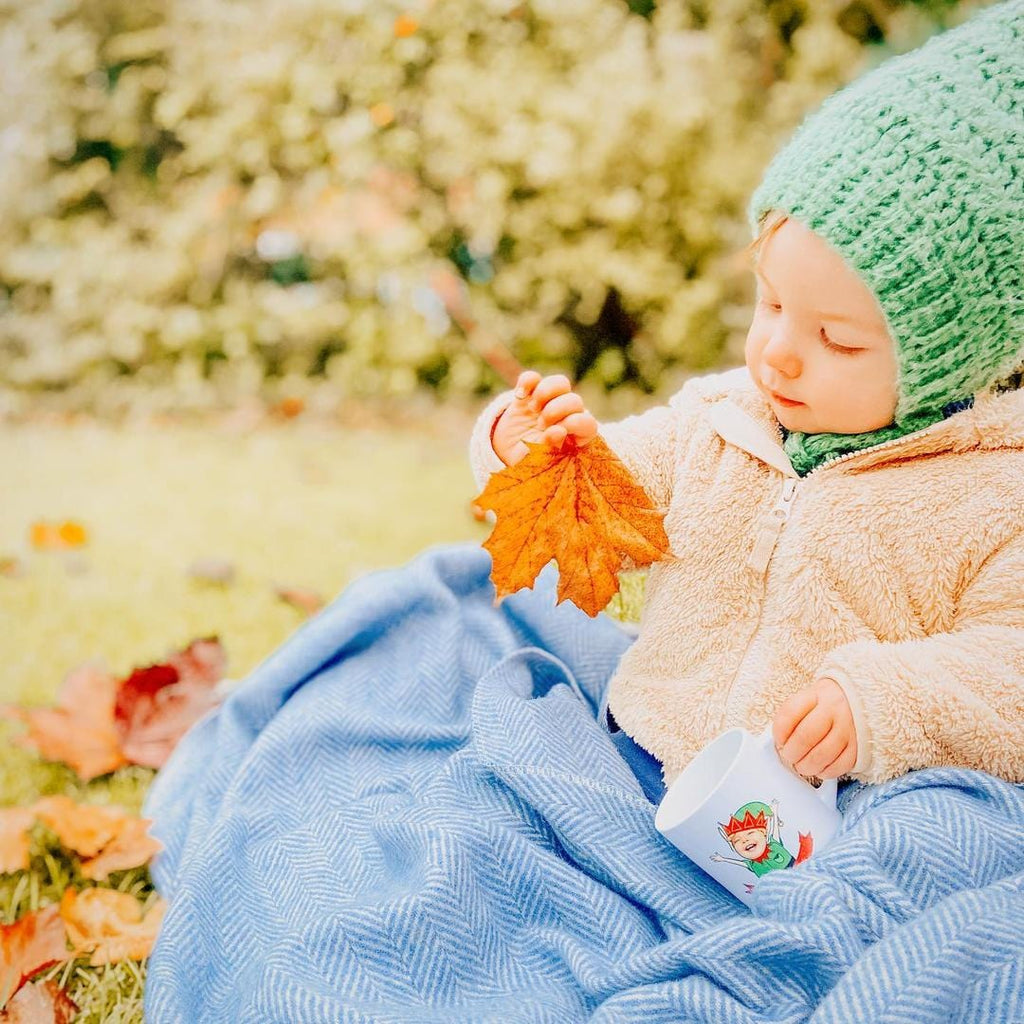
[473,436,671,616]
[0,810,37,875]
[30,797,122,858]
[0,662,128,781]
[0,979,78,1023]
[1,638,226,780]
[78,817,162,882]
[30,796,162,880]
[114,637,226,768]
[59,889,166,967]
[0,906,70,1010]
[274,584,325,616]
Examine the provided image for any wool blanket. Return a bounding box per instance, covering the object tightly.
[142,541,1024,1023]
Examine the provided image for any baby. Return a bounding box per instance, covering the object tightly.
[469,0,1023,793]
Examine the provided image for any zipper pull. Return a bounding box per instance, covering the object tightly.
[747,477,798,574]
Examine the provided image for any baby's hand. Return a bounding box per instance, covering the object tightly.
[491,370,599,467]
[772,677,857,780]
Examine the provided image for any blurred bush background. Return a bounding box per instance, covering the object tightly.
[0,0,993,423]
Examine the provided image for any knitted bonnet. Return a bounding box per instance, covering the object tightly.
[746,0,1024,476]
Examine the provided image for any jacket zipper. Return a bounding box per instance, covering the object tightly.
[747,476,798,574]
[720,474,799,728]
[721,416,953,728]
[795,418,953,477]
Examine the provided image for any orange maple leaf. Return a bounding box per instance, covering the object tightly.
[77,816,163,882]
[0,797,162,878]
[59,889,166,967]
[0,661,128,781]
[473,435,672,617]
[0,905,70,1010]
[31,796,163,880]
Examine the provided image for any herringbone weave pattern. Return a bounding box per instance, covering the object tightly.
[142,542,1024,1023]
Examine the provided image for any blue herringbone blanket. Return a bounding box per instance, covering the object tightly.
[142,541,1024,1023]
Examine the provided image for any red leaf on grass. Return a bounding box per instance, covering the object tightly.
[114,637,226,769]
[0,979,78,1023]
[0,906,70,1010]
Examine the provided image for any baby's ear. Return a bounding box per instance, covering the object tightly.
[717,825,728,842]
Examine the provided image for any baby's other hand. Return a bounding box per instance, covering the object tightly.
[491,370,599,467]
[772,677,857,780]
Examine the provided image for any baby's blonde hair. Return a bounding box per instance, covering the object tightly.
[744,209,788,265]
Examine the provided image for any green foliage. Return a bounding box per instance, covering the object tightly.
[0,0,991,421]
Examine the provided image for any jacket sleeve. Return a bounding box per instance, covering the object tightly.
[468,388,517,494]
[817,530,1024,785]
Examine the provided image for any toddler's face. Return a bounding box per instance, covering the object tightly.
[744,217,899,435]
[728,827,768,859]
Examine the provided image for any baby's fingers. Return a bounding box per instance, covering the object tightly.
[561,411,598,445]
[514,370,542,401]
[538,391,584,425]
[543,413,597,450]
[531,374,572,410]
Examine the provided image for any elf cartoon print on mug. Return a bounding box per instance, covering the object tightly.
[710,799,814,896]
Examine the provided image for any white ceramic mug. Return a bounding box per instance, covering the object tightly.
[654,725,842,907]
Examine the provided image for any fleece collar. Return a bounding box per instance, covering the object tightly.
[705,372,1024,477]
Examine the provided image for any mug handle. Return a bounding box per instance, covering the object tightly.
[758,726,838,808]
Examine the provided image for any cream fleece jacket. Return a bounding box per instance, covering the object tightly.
[468,366,1024,788]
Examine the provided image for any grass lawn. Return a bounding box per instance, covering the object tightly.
[0,407,643,1021]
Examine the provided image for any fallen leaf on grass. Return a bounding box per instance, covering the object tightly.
[29,798,121,859]
[0,810,36,875]
[77,816,162,882]
[274,584,325,616]
[0,979,78,1023]
[1,638,227,779]
[32,797,163,880]
[0,906,69,1010]
[59,890,166,967]
[0,662,128,781]
[187,557,236,586]
[28,523,87,551]
[473,436,671,617]
[0,797,162,879]
[114,637,226,768]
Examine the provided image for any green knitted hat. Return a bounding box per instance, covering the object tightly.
[747,0,1024,476]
